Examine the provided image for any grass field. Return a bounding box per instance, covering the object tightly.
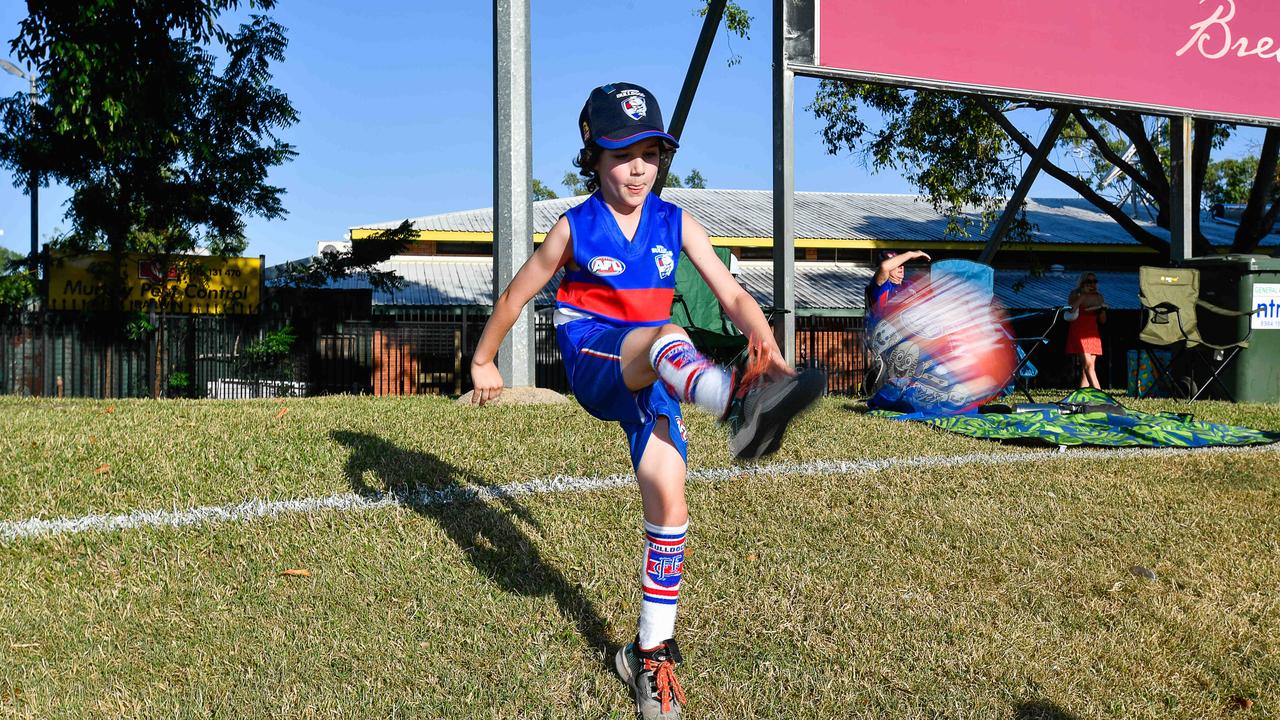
[1,392,1278,719]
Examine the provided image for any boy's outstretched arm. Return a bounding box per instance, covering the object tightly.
[470,216,573,405]
[872,250,930,285]
[680,213,794,378]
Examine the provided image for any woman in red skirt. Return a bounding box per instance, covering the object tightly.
[1065,272,1108,389]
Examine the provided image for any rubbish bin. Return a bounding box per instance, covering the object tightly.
[1182,254,1280,403]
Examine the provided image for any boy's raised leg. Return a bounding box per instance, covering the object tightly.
[725,350,827,460]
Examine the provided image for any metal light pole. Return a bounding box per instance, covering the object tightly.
[0,59,38,276]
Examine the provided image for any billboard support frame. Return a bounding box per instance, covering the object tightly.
[787,63,1280,131]
[1170,116,1195,263]
[978,109,1071,265]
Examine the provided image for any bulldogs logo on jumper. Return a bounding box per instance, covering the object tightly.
[652,244,675,279]
[645,547,684,588]
[621,95,647,120]
[588,256,625,277]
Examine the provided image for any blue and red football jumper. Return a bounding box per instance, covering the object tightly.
[556,191,682,325]
[552,190,689,472]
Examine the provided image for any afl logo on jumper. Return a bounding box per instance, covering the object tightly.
[589,256,626,277]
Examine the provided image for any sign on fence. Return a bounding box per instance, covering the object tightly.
[48,253,262,315]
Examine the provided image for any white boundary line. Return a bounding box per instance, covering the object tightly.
[2,444,1275,542]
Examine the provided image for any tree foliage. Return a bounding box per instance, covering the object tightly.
[809,81,1280,256]
[696,1,752,66]
[531,178,558,201]
[0,1,297,260]
[562,171,588,197]
[272,221,415,293]
[663,169,709,189]
[809,84,1028,241]
[1204,156,1280,210]
[0,247,35,310]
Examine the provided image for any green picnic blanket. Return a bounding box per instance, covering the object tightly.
[870,389,1280,448]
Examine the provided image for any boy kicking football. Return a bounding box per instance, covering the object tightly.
[470,81,825,719]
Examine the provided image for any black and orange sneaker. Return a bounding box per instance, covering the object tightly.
[726,366,826,459]
[614,637,687,720]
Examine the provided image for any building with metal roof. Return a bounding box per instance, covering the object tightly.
[269,254,1137,318]
[349,189,1276,261]
[262,188,1273,318]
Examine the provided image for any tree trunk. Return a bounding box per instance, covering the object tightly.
[979,100,1169,254]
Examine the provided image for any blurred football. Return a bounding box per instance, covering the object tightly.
[866,272,1016,415]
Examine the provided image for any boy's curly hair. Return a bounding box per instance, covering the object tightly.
[572,142,676,195]
[572,145,605,195]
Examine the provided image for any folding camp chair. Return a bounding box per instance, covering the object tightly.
[1002,305,1069,402]
[670,246,747,363]
[1137,265,1255,401]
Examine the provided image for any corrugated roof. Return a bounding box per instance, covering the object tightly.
[734,262,1140,312]
[270,256,1141,313]
[353,190,1277,249]
[272,256,558,308]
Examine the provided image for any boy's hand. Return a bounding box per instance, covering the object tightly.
[470,360,504,405]
[747,335,796,381]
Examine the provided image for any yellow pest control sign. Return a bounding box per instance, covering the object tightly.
[48,252,262,315]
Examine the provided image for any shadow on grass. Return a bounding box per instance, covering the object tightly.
[1012,699,1080,720]
[331,430,613,660]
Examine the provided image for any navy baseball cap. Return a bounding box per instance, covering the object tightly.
[579,82,679,150]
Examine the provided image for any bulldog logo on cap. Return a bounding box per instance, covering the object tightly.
[621,95,647,120]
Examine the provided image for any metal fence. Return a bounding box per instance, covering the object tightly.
[1,310,871,399]
[0,312,303,399]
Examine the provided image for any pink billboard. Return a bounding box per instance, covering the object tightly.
[811,0,1280,125]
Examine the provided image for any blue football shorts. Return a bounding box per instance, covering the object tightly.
[556,318,689,472]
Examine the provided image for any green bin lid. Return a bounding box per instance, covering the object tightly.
[1183,254,1280,271]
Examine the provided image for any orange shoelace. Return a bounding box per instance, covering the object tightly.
[644,657,687,714]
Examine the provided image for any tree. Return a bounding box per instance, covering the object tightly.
[272,221,415,293]
[696,0,752,66]
[562,171,588,197]
[1204,156,1279,211]
[0,247,34,311]
[531,178,558,201]
[0,1,297,272]
[809,81,1280,256]
[662,169,708,189]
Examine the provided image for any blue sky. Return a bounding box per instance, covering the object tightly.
[0,1,1268,263]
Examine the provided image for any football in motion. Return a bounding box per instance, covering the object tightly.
[866,271,1017,414]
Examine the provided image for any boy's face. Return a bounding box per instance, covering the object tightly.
[595,138,661,211]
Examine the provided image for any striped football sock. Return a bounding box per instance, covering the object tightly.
[637,519,688,649]
[649,334,732,416]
